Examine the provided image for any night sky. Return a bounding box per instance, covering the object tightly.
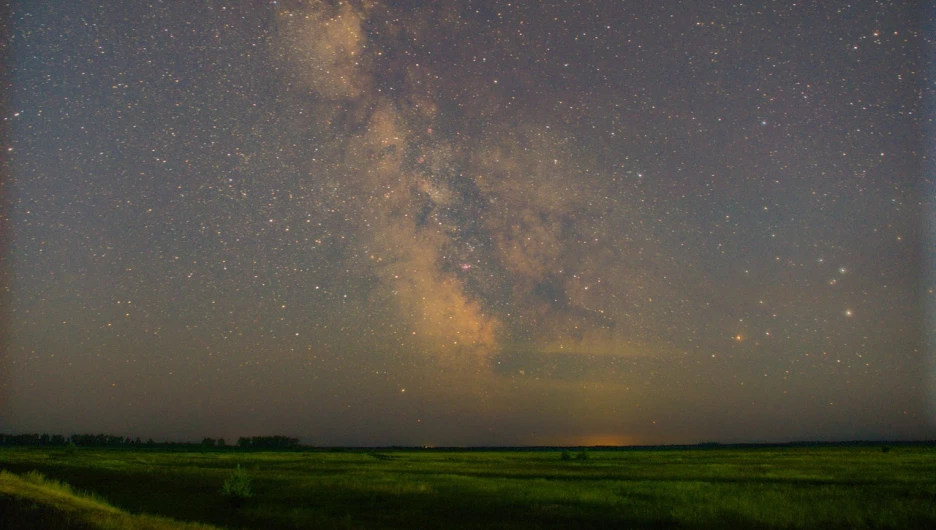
[3,1,934,446]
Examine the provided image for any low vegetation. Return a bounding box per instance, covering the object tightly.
[1,444,934,529]
[219,465,253,509]
[0,469,219,529]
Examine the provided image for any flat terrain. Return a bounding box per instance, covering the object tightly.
[1,445,935,529]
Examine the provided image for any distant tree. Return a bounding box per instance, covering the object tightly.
[20,434,40,445]
[202,438,216,448]
[217,438,226,448]
[233,435,301,450]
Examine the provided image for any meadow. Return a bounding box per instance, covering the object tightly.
[1,444,935,529]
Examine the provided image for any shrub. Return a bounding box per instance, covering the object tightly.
[64,441,79,455]
[560,451,572,461]
[221,465,253,508]
[576,449,589,461]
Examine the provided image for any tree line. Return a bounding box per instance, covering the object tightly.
[0,433,147,447]
[0,433,304,449]
[201,436,300,449]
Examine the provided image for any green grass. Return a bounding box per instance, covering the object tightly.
[0,468,221,529]
[1,445,935,529]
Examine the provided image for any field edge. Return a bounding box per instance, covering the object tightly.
[0,469,222,530]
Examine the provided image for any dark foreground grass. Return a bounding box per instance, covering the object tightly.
[1,445,935,529]
[0,469,220,530]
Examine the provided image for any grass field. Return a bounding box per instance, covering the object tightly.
[1,445,935,529]
[0,468,222,529]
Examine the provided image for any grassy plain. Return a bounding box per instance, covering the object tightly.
[1,445,934,529]
[0,468,221,530]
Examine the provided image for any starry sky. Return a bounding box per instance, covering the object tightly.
[2,0,934,446]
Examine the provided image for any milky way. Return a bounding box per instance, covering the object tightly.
[3,1,933,446]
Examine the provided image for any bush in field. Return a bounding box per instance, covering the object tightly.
[576,449,589,461]
[64,441,79,455]
[560,451,572,461]
[221,465,253,508]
